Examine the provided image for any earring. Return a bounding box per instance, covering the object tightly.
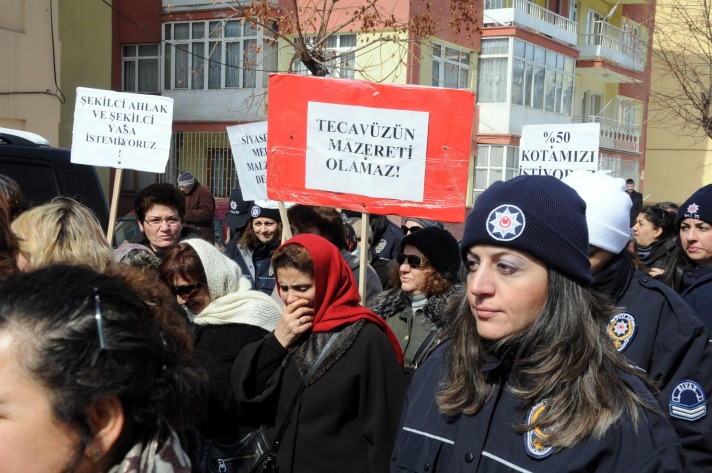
[91,447,103,462]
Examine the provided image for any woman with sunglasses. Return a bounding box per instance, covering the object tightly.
[392,176,683,472]
[368,226,462,374]
[158,239,281,450]
[0,264,204,473]
[632,205,676,277]
[400,217,443,236]
[232,234,406,472]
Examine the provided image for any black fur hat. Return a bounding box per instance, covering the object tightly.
[400,227,461,282]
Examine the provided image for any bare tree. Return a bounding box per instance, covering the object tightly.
[650,0,712,140]
[216,0,480,81]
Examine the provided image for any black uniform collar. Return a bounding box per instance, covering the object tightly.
[592,251,634,302]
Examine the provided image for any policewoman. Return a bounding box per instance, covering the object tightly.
[564,171,712,470]
[391,176,684,472]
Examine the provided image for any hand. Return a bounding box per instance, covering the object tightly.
[274,298,314,348]
[648,268,665,278]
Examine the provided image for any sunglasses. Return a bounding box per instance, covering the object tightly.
[396,253,431,268]
[171,282,202,298]
[401,225,423,235]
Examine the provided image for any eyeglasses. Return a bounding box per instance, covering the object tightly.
[171,282,202,298]
[401,225,423,235]
[396,253,431,268]
[145,216,181,227]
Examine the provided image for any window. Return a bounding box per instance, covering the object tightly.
[433,43,471,89]
[295,34,357,79]
[208,148,236,198]
[481,38,574,115]
[163,19,277,90]
[122,45,160,93]
[474,145,519,199]
[587,10,605,46]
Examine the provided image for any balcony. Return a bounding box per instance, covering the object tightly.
[484,0,577,46]
[578,21,647,74]
[574,116,641,153]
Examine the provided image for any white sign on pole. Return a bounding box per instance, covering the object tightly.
[305,102,429,202]
[519,123,600,179]
[226,121,268,201]
[71,87,174,172]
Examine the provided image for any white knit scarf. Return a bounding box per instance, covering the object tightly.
[183,239,281,331]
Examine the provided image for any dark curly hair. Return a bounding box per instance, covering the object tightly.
[134,183,186,222]
[0,264,205,467]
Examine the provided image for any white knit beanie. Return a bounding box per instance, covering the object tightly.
[183,238,244,299]
[562,171,632,254]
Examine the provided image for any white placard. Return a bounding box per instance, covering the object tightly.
[71,87,174,172]
[305,102,429,202]
[226,121,268,201]
[519,123,600,178]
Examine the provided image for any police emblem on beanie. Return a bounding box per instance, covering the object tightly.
[678,183,712,226]
[249,200,281,222]
[487,205,525,241]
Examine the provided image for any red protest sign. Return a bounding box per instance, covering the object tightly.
[266,74,475,222]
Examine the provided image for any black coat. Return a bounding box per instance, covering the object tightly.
[629,189,644,226]
[232,322,406,472]
[192,322,268,438]
[680,267,712,334]
[594,251,712,470]
[391,343,684,472]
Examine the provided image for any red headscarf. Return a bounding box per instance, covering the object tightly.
[275,234,403,366]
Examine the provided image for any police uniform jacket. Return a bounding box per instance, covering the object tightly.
[594,251,712,470]
[226,241,278,295]
[391,342,684,473]
[679,265,712,333]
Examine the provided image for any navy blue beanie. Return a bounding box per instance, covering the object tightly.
[460,175,591,285]
[678,184,712,226]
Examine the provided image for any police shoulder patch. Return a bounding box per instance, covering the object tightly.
[374,238,387,254]
[607,312,637,352]
[670,380,707,421]
[487,204,525,241]
[525,400,554,459]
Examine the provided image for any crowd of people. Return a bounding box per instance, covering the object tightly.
[1,170,712,472]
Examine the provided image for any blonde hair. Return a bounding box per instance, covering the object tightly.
[11,198,113,271]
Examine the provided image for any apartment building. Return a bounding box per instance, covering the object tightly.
[476,0,654,197]
[112,0,480,213]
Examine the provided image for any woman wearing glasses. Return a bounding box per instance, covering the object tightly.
[392,176,684,472]
[0,264,204,473]
[632,205,676,277]
[367,226,462,373]
[158,239,281,450]
[400,217,443,236]
[232,234,405,472]
[129,183,201,259]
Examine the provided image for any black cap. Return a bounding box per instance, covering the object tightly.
[227,187,253,229]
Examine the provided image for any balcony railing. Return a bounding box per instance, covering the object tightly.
[573,116,641,153]
[578,20,647,71]
[484,0,577,45]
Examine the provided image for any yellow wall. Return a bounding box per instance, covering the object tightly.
[646,0,712,205]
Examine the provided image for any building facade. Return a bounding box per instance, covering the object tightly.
[111,0,481,213]
[476,0,654,198]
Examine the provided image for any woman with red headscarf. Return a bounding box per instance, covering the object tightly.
[231,234,405,472]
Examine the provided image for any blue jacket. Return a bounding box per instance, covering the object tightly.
[391,342,684,472]
[594,251,712,470]
[680,267,712,334]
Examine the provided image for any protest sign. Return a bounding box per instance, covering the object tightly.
[71,87,174,173]
[519,123,600,178]
[226,121,268,200]
[267,74,475,223]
